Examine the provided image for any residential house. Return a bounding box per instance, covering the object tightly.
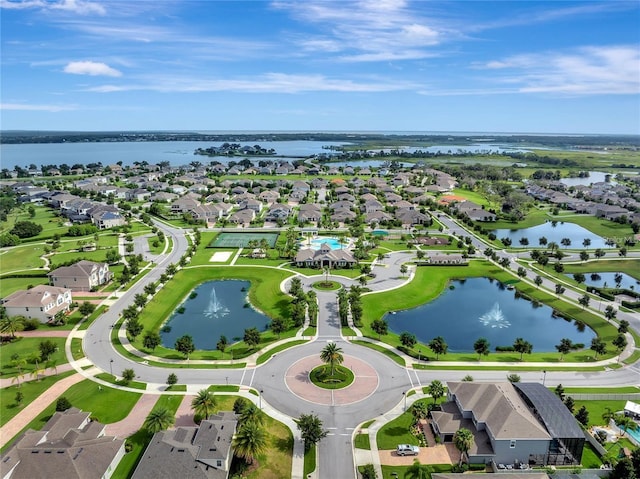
[1,285,72,323]
[132,412,237,479]
[265,203,292,221]
[125,188,152,202]
[431,382,584,466]
[0,408,124,479]
[228,209,255,224]
[48,260,112,292]
[90,208,126,230]
[298,204,322,223]
[395,209,430,226]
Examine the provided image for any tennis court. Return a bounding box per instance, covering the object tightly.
[208,232,279,248]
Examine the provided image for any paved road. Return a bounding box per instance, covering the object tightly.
[78,218,640,479]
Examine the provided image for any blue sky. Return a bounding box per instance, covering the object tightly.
[1,0,639,134]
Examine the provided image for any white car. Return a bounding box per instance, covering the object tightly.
[396,444,419,456]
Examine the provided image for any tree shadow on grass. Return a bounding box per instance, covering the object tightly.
[274,435,294,453]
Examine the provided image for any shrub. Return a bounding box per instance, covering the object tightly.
[56,396,72,411]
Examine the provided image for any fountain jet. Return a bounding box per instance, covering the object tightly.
[479,302,511,329]
[204,286,229,318]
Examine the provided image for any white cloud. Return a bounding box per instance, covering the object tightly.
[272,0,446,62]
[477,46,640,95]
[1,102,76,111]
[85,72,419,94]
[0,0,105,15]
[64,61,122,77]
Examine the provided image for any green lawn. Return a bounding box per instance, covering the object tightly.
[0,275,49,296]
[376,398,428,449]
[256,340,308,365]
[0,205,68,241]
[0,337,67,378]
[304,445,316,477]
[352,340,405,366]
[581,442,603,468]
[573,400,627,428]
[562,259,640,280]
[95,373,147,390]
[354,433,371,450]
[0,244,46,272]
[0,370,75,426]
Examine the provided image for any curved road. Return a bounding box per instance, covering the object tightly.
[81,219,640,479]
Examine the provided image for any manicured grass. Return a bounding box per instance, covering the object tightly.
[352,340,405,366]
[207,385,240,392]
[78,304,108,330]
[413,364,605,371]
[0,205,68,242]
[581,442,603,468]
[71,338,84,360]
[312,280,342,290]
[297,267,363,278]
[342,327,357,336]
[111,428,152,479]
[572,400,627,428]
[302,326,316,337]
[376,398,428,449]
[562,386,640,394]
[0,337,67,378]
[309,364,354,390]
[165,384,187,392]
[0,275,49,296]
[0,244,46,272]
[303,445,316,477]
[95,372,147,390]
[354,433,371,450]
[0,370,75,426]
[256,340,308,365]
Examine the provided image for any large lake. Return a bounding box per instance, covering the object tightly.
[386,278,594,352]
[493,221,609,249]
[0,140,345,169]
[160,280,270,350]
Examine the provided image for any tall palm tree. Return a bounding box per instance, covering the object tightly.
[602,407,615,425]
[143,407,175,433]
[191,389,216,419]
[232,421,267,465]
[320,342,344,375]
[404,459,432,479]
[453,428,474,465]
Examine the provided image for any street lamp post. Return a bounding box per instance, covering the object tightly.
[403,392,407,411]
[109,359,114,376]
[542,370,547,386]
[259,389,264,409]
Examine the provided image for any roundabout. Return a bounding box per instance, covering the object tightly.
[284,354,379,406]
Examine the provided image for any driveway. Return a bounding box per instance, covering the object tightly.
[379,443,458,466]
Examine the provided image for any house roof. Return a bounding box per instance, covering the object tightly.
[132,412,237,479]
[48,260,106,279]
[447,382,551,440]
[0,408,124,479]
[2,284,71,308]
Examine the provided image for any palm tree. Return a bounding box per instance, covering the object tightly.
[0,315,25,338]
[239,403,265,427]
[614,414,638,437]
[143,407,175,433]
[232,421,267,465]
[320,342,344,375]
[411,402,428,422]
[601,407,616,425]
[404,459,432,479]
[191,389,216,419]
[453,428,474,465]
[427,380,445,404]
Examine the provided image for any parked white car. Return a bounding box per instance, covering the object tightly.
[396,444,419,456]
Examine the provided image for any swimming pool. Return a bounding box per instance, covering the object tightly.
[625,424,640,446]
[303,236,347,250]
